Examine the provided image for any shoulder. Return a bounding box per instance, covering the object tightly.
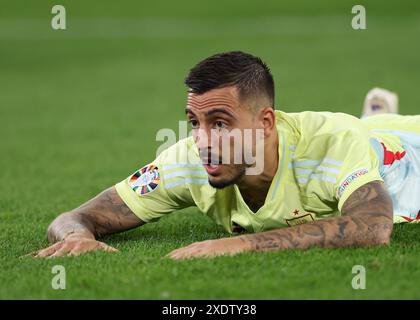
[278,111,370,147]
[156,136,200,164]
[287,111,365,132]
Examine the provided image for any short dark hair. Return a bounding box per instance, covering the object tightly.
[185,51,275,108]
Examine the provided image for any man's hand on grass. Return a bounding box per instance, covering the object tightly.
[26,186,142,258]
[28,233,118,258]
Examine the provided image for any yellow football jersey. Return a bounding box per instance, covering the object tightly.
[116,110,416,234]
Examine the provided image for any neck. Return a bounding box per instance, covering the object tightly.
[236,130,279,211]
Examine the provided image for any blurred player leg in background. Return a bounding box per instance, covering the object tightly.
[361,87,399,118]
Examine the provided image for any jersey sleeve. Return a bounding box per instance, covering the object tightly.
[295,112,383,213]
[115,137,198,223]
[334,137,383,211]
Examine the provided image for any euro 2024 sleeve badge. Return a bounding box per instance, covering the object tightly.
[128,164,161,196]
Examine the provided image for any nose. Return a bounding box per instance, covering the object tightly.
[194,128,211,150]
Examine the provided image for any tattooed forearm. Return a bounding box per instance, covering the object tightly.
[238,181,393,251]
[47,187,144,243]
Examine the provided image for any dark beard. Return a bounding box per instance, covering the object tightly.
[208,166,246,189]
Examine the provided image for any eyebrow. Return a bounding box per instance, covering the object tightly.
[185,107,236,119]
[185,108,194,115]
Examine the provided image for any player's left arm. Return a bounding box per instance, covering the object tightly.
[167,181,393,259]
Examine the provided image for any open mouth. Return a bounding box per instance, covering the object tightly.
[201,157,223,175]
[203,163,222,175]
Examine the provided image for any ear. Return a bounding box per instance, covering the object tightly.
[258,107,276,137]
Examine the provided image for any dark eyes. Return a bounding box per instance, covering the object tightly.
[189,119,199,128]
[215,121,227,129]
[188,120,228,130]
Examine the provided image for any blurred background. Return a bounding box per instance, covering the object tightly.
[0,0,419,299]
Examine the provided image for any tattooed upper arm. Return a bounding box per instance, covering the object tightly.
[339,181,394,244]
[341,180,393,221]
[76,186,145,235]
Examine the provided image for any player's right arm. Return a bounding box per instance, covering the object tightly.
[31,186,145,258]
[31,137,199,258]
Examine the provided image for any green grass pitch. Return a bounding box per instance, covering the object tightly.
[0,0,419,299]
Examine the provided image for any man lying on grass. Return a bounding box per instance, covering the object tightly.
[31,51,420,260]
